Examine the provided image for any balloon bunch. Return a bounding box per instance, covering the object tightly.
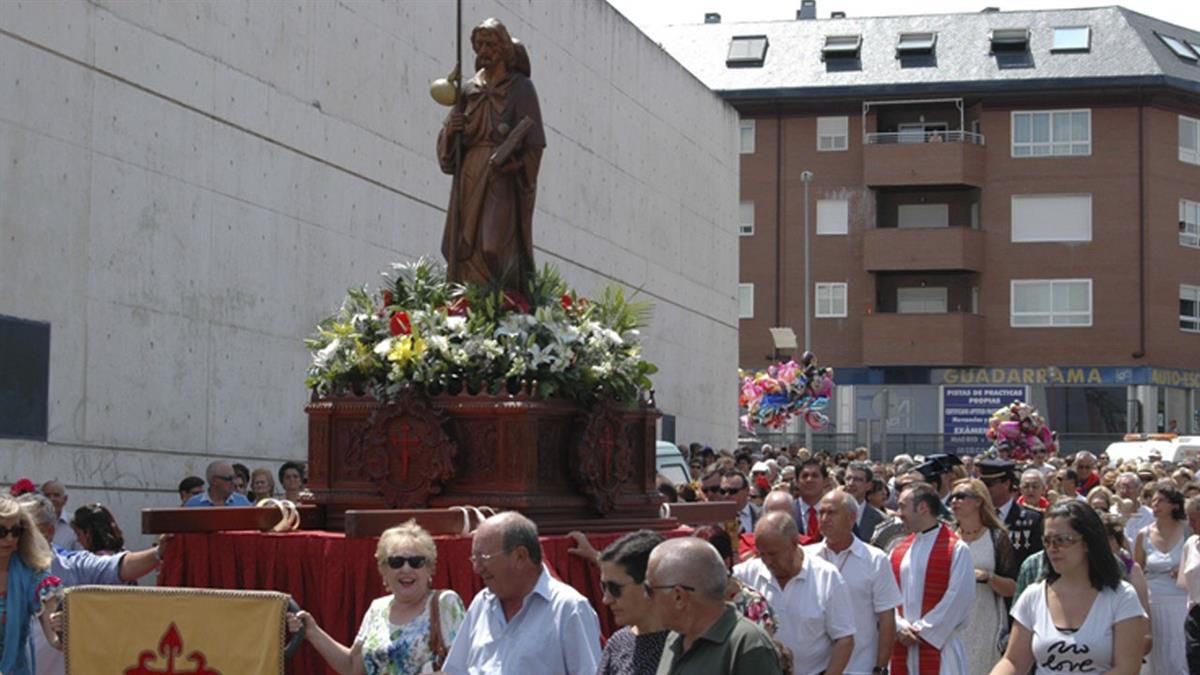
[739,351,834,432]
[985,400,1056,460]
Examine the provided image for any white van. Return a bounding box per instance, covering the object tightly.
[1104,435,1200,466]
[655,441,689,485]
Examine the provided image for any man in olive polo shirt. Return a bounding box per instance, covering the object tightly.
[647,538,782,675]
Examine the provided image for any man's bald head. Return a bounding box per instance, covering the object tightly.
[647,538,727,603]
[754,510,799,543]
[762,490,795,515]
[821,488,859,518]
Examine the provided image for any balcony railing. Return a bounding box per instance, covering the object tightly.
[865,130,986,145]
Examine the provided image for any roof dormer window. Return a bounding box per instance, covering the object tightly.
[990,28,1030,53]
[1157,33,1199,61]
[727,35,769,68]
[897,32,937,55]
[822,34,862,59]
[1051,26,1090,52]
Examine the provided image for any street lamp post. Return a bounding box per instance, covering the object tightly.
[801,170,813,453]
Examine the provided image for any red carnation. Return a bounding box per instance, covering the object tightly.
[9,478,36,497]
[448,297,470,317]
[502,292,531,314]
[560,294,573,310]
[389,311,411,336]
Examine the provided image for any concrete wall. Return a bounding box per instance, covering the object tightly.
[0,0,739,547]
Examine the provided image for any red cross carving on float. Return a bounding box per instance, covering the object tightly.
[124,623,221,675]
[388,421,420,482]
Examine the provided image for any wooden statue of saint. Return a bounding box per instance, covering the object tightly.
[438,17,545,292]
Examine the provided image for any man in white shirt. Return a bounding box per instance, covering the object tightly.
[39,480,78,550]
[1113,472,1154,544]
[806,489,902,675]
[891,482,975,674]
[735,511,855,675]
[443,511,601,675]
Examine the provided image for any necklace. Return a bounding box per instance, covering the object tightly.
[958,525,984,538]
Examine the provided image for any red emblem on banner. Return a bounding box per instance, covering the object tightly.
[124,623,221,675]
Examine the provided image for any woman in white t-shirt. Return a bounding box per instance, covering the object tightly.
[989,500,1148,675]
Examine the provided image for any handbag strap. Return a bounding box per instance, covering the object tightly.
[428,590,447,667]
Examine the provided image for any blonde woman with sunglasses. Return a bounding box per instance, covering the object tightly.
[287,520,464,674]
[0,493,63,674]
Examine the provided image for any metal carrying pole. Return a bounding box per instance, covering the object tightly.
[802,170,813,453]
[454,0,463,233]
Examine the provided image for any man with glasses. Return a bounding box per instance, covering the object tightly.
[734,512,855,675]
[650,537,783,674]
[698,468,724,502]
[979,459,1043,566]
[1073,451,1101,496]
[720,470,761,535]
[844,462,886,542]
[184,461,252,507]
[443,512,600,674]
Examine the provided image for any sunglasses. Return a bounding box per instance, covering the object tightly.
[0,525,26,539]
[702,486,722,494]
[1042,534,1080,550]
[717,487,744,496]
[386,555,428,570]
[600,579,634,598]
[948,491,979,501]
[213,474,236,483]
[643,581,696,597]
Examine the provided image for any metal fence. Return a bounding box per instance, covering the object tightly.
[742,432,1120,463]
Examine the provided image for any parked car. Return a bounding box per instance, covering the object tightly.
[1104,434,1200,466]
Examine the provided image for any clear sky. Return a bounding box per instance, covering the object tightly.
[604,0,1200,42]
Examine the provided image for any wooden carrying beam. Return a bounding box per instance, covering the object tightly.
[141,505,323,534]
[658,501,739,526]
[343,508,489,538]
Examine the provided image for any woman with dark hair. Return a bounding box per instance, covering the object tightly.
[71,503,125,555]
[1134,481,1189,672]
[278,461,305,502]
[595,530,667,675]
[989,500,1147,675]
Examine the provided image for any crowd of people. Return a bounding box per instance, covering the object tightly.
[6,444,1200,674]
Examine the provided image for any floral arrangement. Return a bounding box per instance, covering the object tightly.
[304,259,657,407]
[738,351,834,432]
[985,400,1056,460]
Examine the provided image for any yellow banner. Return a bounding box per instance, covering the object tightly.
[64,585,286,675]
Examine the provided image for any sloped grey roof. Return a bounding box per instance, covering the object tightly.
[654,6,1200,99]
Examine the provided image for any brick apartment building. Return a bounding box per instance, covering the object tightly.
[658,4,1200,451]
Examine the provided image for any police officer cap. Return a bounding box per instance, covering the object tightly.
[977,458,1017,481]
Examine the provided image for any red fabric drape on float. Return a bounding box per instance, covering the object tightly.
[159,529,690,675]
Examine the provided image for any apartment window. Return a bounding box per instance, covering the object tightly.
[1011,279,1092,327]
[1182,199,1200,248]
[739,201,755,236]
[897,287,948,314]
[727,35,769,68]
[1052,26,1090,52]
[740,119,756,154]
[1181,115,1200,165]
[1012,110,1091,157]
[816,199,849,235]
[738,284,754,319]
[817,116,849,152]
[816,283,848,318]
[898,204,949,229]
[1011,194,1092,242]
[1183,285,1200,332]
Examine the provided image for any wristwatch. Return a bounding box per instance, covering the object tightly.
[872,667,889,674]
